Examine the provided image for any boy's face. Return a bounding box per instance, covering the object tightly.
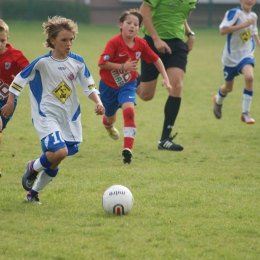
[50,29,75,58]
[240,0,257,12]
[119,14,140,39]
[0,30,8,55]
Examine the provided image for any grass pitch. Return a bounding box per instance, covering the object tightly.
[0,21,260,260]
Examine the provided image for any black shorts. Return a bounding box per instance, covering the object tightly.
[141,35,188,82]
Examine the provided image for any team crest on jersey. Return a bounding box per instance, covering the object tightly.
[104,55,110,61]
[52,81,72,104]
[68,72,75,81]
[135,52,141,59]
[5,62,11,70]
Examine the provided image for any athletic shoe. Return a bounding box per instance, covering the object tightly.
[241,112,255,124]
[122,148,132,164]
[213,95,222,119]
[158,133,183,151]
[25,191,41,204]
[106,126,119,140]
[22,161,38,191]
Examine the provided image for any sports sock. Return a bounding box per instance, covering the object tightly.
[31,171,52,192]
[242,88,253,113]
[161,96,181,141]
[33,153,52,172]
[32,168,58,192]
[216,88,227,105]
[123,107,136,150]
[102,115,113,128]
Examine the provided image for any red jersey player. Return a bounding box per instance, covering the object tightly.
[0,19,29,145]
[98,9,171,164]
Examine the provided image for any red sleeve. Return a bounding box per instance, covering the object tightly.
[140,39,159,64]
[98,37,116,66]
[14,53,29,73]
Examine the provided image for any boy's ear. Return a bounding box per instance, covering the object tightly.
[119,22,123,30]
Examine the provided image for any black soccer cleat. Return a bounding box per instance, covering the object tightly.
[22,161,39,191]
[25,191,41,204]
[122,148,132,164]
[158,133,184,151]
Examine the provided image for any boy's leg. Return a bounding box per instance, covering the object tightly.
[119,82,136,164]
[26,168,59,204]
[99,80,119,140]
[23,131,67,191]
[241,64,254,124]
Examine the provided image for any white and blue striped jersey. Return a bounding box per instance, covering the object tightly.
[9,51,99,142]
[220,6,258,67]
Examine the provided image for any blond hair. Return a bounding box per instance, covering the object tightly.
[0,19,9,34]
[42,16,78,49]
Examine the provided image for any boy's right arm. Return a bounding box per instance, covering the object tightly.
[220,18,255,35]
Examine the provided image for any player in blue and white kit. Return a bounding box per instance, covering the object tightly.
[213,0,260,124]
[1,16,105,204]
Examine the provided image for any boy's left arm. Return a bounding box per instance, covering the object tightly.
[253,35,260,50]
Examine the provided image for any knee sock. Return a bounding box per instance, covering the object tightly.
[216,88,227,105]
[161,96,181,141]
[123,107,136,150]
[242,89,253,113]
[102,115,113,128]
[32,153,52,172]
[31,168,59,193]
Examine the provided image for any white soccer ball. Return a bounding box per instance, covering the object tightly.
[102,185,134,215]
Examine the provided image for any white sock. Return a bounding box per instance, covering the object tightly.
[33,158,45,172]
[32,171,53,192]
[242,94,252,113]
[216,89,227,105]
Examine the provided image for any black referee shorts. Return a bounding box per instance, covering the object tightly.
[141,35,188,82]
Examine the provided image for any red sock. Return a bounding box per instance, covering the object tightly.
[102,115,112,128]
[123,107,136,150]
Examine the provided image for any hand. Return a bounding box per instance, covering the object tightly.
[1,103,14,119]
[94,102,105,115]
[154,38,172,54]
[186,36,195,53]
[246,18,255,27]
[161,79,172,93]
[124,58,138,72]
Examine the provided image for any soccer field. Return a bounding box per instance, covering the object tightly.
[1,21,260,260]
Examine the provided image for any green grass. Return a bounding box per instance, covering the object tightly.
[1,21,260,260]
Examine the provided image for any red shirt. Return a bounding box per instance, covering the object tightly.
[98,34,158,89]
[0,44,29,100]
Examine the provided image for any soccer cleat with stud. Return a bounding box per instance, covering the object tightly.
[213,95,222,119]
[22,161,39,191]
[158,133,183,151]
[241,112,255,124]
[25,192,41,204]
[122,148,132,164]
[106,126,119,140]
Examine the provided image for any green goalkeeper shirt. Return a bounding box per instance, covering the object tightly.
[142,0,198,40]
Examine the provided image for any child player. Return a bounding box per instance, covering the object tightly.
[213,0,260,123]
[0,20,29,145]
[98,9,171,164]
[1,16,104,204]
